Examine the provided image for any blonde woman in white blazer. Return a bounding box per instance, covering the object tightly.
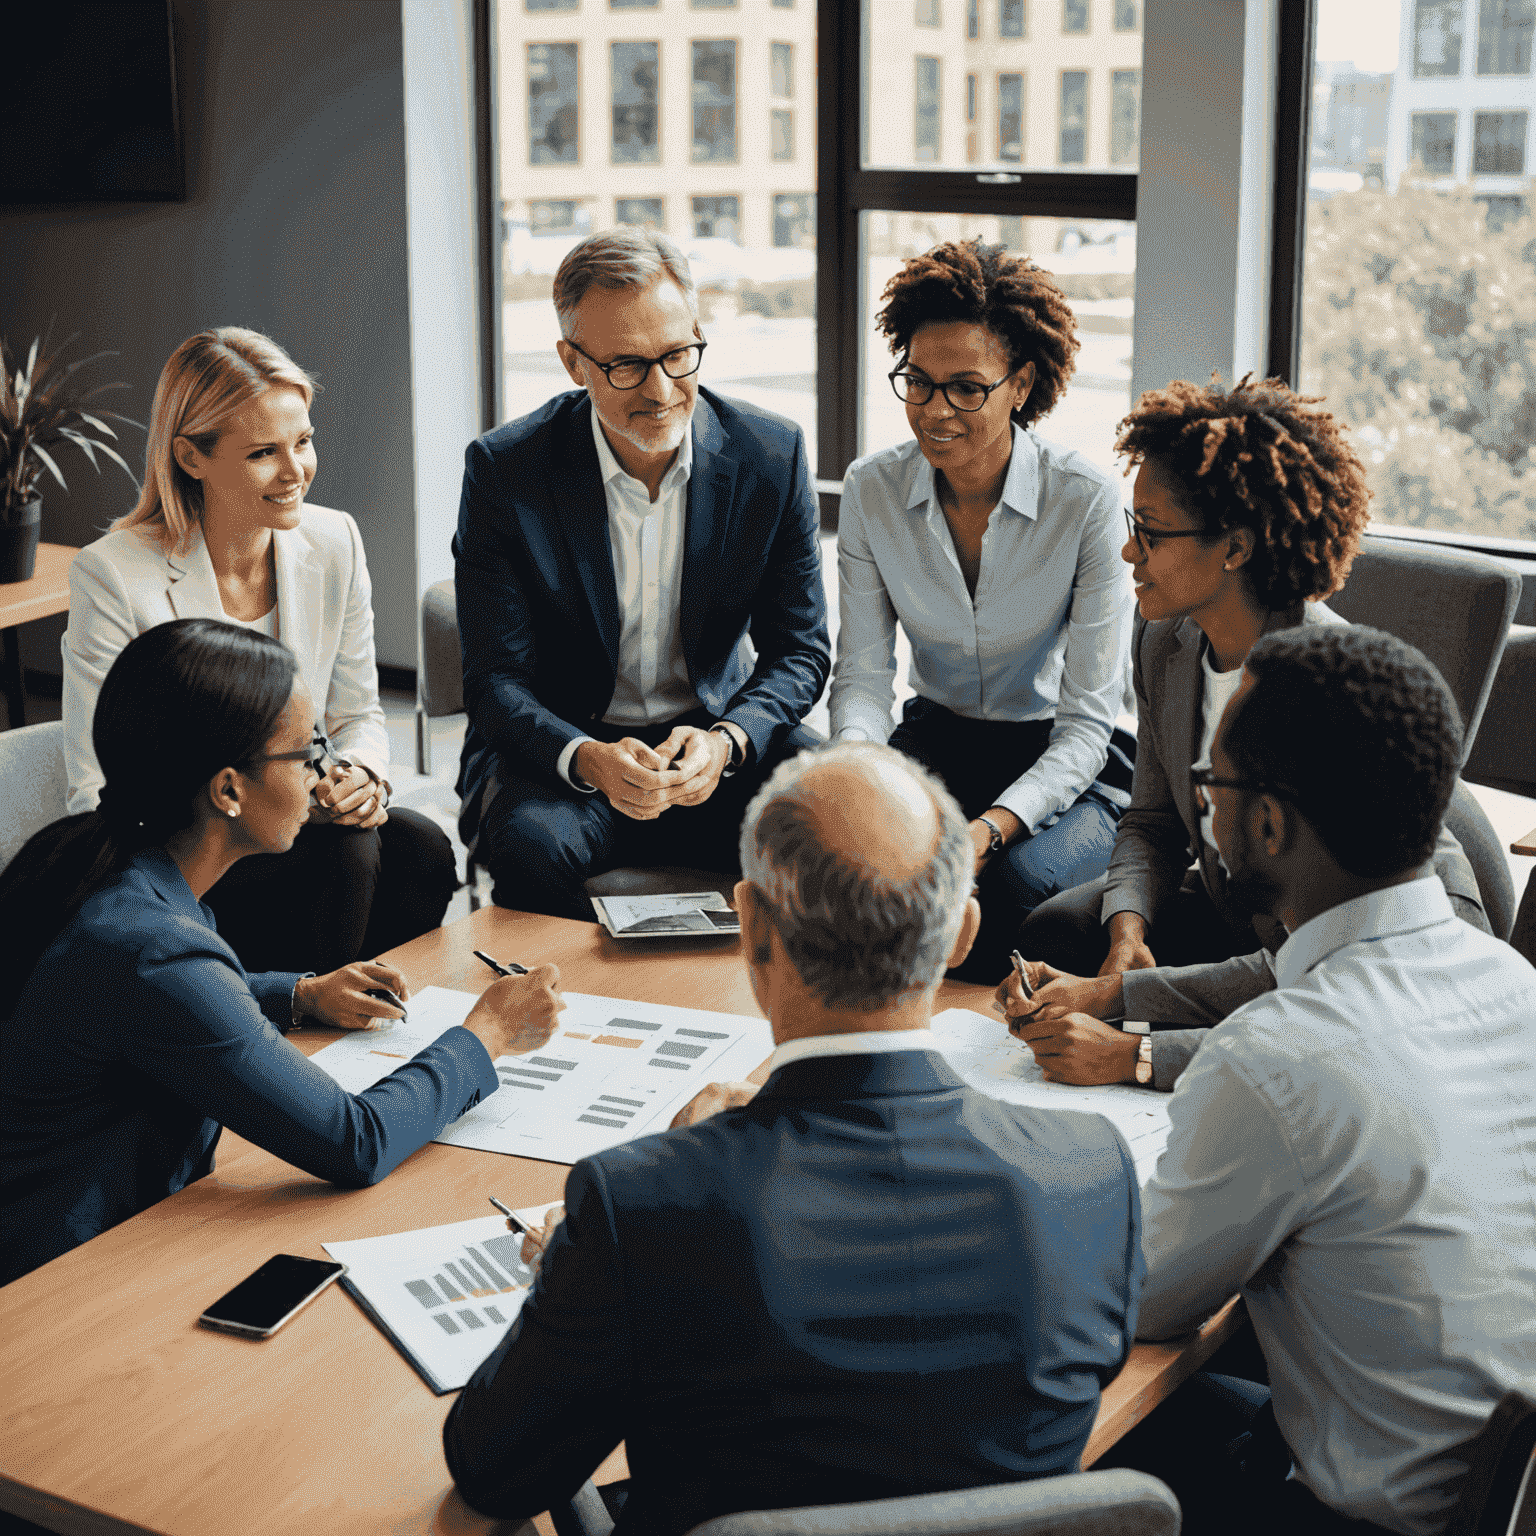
[62,327,455,973]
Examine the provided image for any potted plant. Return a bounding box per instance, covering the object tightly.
[0,329,141,583]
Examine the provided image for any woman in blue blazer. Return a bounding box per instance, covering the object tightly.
[0,619,563,1286]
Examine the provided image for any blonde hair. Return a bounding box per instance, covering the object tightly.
[113,327,317,554]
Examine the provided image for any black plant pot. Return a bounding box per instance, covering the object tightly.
[0,499,42,583]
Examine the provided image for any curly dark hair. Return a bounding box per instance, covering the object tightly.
[1116,375,1372,609]
[1224,625,1462,879]
[875,239,1080,428]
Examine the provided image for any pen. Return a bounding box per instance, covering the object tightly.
[364,987,408,1021]
[489,1196,529,1235]
[474,949,530,977]
[1010,949,1035,1002]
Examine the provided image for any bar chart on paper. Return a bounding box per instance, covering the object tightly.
[308,987,774,1164]
[930,1008,1172,1183]
[323,1204,559,1393]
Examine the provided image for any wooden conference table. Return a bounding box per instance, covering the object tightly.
[0,906,1241,1536]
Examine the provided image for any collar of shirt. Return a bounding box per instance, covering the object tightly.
[1273,875,1454,989]
[589,400,693,509]
[904,422,1040,524]
[769,1028,943,1073]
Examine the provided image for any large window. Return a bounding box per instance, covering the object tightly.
[611,41,659,165]
[1477,0,1535,74]
[692,41,738,163]
[1298,0,1536,546]
[528,43,579,165]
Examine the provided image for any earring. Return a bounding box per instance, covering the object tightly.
[227,807,239,819]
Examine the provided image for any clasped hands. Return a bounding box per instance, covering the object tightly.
[309,763,388,829]
[575,724,738,821]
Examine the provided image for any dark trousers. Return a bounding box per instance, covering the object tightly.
[1016,869,1256,981]
[204,806,457,974]
[886,698,1125,983]
[478,711,822,921]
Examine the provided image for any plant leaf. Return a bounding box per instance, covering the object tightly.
[76,412,118,439]
[59,428,101,471]
[30,440,68,492]
[74,435,139,485]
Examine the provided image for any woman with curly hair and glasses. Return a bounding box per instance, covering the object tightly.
[829,238,1136,979]
[1006,375,1488,1082]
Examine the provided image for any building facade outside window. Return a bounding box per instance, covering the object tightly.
[998,73,1024,161]
[773,192,815,247]
[917,0,941,24]
[772,41,794,97]
[692,0,738,9]
[1110,68,1139,164]
[611,0,659,9]
[529,42,579,165]
[1059,69,1087,161]
[693,40,738,162]
[1414,0,1464,76]
[527,0,576,9]
[772,109,794,159]
[1477,0,1535,74]
[1473,108,1529,169]
[1114,0,1137,29]
[968,0,980,39]
[916,55,942,160]
[611,40,659,164]
[1063,0,1089,35]
[1410,109,1458,170]
[1001,0,1025,36]
[692,194,741,239]
[616,197,666,227]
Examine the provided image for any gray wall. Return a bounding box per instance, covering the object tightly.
[0,0,420,670]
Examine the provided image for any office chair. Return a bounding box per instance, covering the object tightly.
[1445,1391,1536,1536]
[0,719,68,878]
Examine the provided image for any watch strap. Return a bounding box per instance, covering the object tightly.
[1135,1033,1153,1086]
[977,814,1006,855]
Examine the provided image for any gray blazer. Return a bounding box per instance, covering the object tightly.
[1103,602,1486,1090]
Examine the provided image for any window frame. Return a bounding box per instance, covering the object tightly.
[609,36,662,166]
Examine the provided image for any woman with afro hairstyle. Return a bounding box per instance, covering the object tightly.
[1006,375,1488,1086]
[829,238,1136,980]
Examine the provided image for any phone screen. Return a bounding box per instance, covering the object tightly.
[200,1255,345,1334]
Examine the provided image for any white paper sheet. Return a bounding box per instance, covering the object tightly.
[931,1007,1172,1184]
[323,1203,559,1393]
[596,891,736,935]
[308,986,774,1165]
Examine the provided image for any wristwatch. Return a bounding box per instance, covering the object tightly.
[1134,1034,1153,1086]
[710,724,745,773]
[977,814,1007,856]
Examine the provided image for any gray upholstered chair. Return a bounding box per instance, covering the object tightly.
[1445,781,1517,943]
[416,578,464,779]
[1328,535,1521,756]
[1464,630,1536,801]
[0,719,69,878]
[557,1471,1180,1536]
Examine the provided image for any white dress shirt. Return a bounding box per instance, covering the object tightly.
[768,1028,943,1073]
[830,426,1133,833]
[1193,647,1244,848]
[1138,877,1536,1536]
[555,412,700,788]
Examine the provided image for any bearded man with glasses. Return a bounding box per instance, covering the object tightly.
[454,228,829,919]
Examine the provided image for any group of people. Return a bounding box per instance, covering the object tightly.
[0,226,1531,1536]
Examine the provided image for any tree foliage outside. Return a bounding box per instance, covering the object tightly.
[1300,182,1536,546]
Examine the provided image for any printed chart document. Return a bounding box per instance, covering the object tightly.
[323,1203,559,1394]
[308,986,774,1165]
[591,891,740,937]
[931,1008,1171,1183]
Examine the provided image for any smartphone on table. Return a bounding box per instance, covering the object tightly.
[198,1254,347,1339]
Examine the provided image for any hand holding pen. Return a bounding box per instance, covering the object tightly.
[458,955,566,1059]
[490,1196,564,1275]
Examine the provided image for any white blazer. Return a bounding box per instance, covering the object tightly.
[62,504,392,814]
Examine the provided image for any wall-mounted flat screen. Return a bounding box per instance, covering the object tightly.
[2,1,182,202]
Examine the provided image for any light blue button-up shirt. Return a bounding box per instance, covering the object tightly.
[1138,877,1536,1535]
[829,426,1133,833]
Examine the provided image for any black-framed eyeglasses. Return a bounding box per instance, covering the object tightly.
[888,366,1013,412]
[1123,506,1213,561]
[1190,766,1296,813]
[567,338,707,391]
[247,728,350,777]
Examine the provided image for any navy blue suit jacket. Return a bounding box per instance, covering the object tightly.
[443,1049,1143,1536]
[453,388,830,840]
[0,848,498,1285]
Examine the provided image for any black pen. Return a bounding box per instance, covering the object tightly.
[1010,949,1035,1002]
[474,949,530,977]
[364,987,408,1021]
[489,1196,529,1235]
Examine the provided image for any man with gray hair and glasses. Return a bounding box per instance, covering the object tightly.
[455,226,829,919]
[444,743,1144,1536]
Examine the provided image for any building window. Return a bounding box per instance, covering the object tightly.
[1477,0,1535,74]
[772,108,795,159]
[916,0,941,25]
[1410,111,1457,173]
[1059,70,1087,162]
[530,199,579,231]
[692,194,740,240]
[1473,110,1529,171]
[616,197,665,228]
[773,192,815,247]
[967,73,977,119]
[526,0,577,9]
[611,41,659,164]
[915,56,941,161]
[1063,0,1089,33]
[609,0,657,8]
[692,41,737,162]
[968,0,980,37]
[772,0,794,7]
[998,73,1023,162]
[1000,0,1025,35]
[1114,0,1138,28]
[1110,68,1139,164]
[771,41,794,98]
[1414,0,1464,76]
[692,0,737,8]
[528,43,579,165]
